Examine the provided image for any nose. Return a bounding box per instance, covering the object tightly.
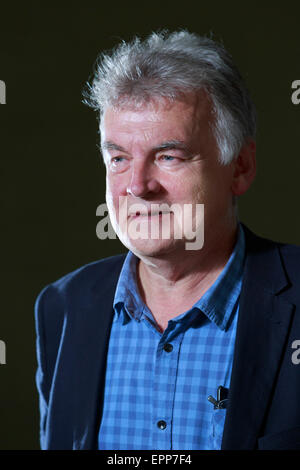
[127,161,161,198]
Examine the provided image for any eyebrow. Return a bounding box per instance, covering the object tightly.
[153,140,190,152]
[101,141,127,152]
[101,139,190,153]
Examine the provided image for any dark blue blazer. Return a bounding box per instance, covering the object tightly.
[34,225,300,450]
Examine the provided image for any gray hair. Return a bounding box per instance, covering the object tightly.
[83,30,256,164]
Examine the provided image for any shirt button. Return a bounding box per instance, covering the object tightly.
[157,420,167,430]
[163,343,173,353]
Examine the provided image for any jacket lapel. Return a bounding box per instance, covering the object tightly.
[221,227,294,449]
[71,255,126,450]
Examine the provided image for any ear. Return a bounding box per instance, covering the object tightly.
[231,139,256,196]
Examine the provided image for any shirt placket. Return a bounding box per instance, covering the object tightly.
[152,324,184,450]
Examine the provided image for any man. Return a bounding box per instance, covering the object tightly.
[35,30,300,450]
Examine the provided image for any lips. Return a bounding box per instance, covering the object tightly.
[128,210,172,217]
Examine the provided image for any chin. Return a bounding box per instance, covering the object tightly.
[120,236,182,258]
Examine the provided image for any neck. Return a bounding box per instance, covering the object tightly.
[136,222,239,330]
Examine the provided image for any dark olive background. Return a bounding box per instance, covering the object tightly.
[0,2,299,450]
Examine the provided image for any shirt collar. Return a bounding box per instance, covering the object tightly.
[113,223,245,330]
[113,250,143,321]
[193,223,245,330]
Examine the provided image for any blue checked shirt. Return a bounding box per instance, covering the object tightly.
[98,224,245,450]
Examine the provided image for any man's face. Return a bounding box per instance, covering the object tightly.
[100,91,236,257]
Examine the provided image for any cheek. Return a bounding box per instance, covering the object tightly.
[105,177,118,212]
[203,172,234,216]
[176,172,207,204]
[106,172,128,196]
[187,181,230,217]
[106,176,130,222]
[106,174,121,200]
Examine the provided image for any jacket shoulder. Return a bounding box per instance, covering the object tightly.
[50,253,127,296]
[243,223,300,259]
[279,242,300,256]
[37,253,125,298]
[242,224,300,298]
[34,253,126,338]
[278,242,300,284]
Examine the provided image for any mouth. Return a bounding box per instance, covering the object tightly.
[128,211,173,219]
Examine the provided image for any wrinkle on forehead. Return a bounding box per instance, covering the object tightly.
[100,89,217,156]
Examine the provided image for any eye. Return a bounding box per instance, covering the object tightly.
[160,155,177,161]
[108,156,129,173]
[112,156,125,163]
[158,154,184,167]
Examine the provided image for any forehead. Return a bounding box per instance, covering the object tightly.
[100,91,214,146]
